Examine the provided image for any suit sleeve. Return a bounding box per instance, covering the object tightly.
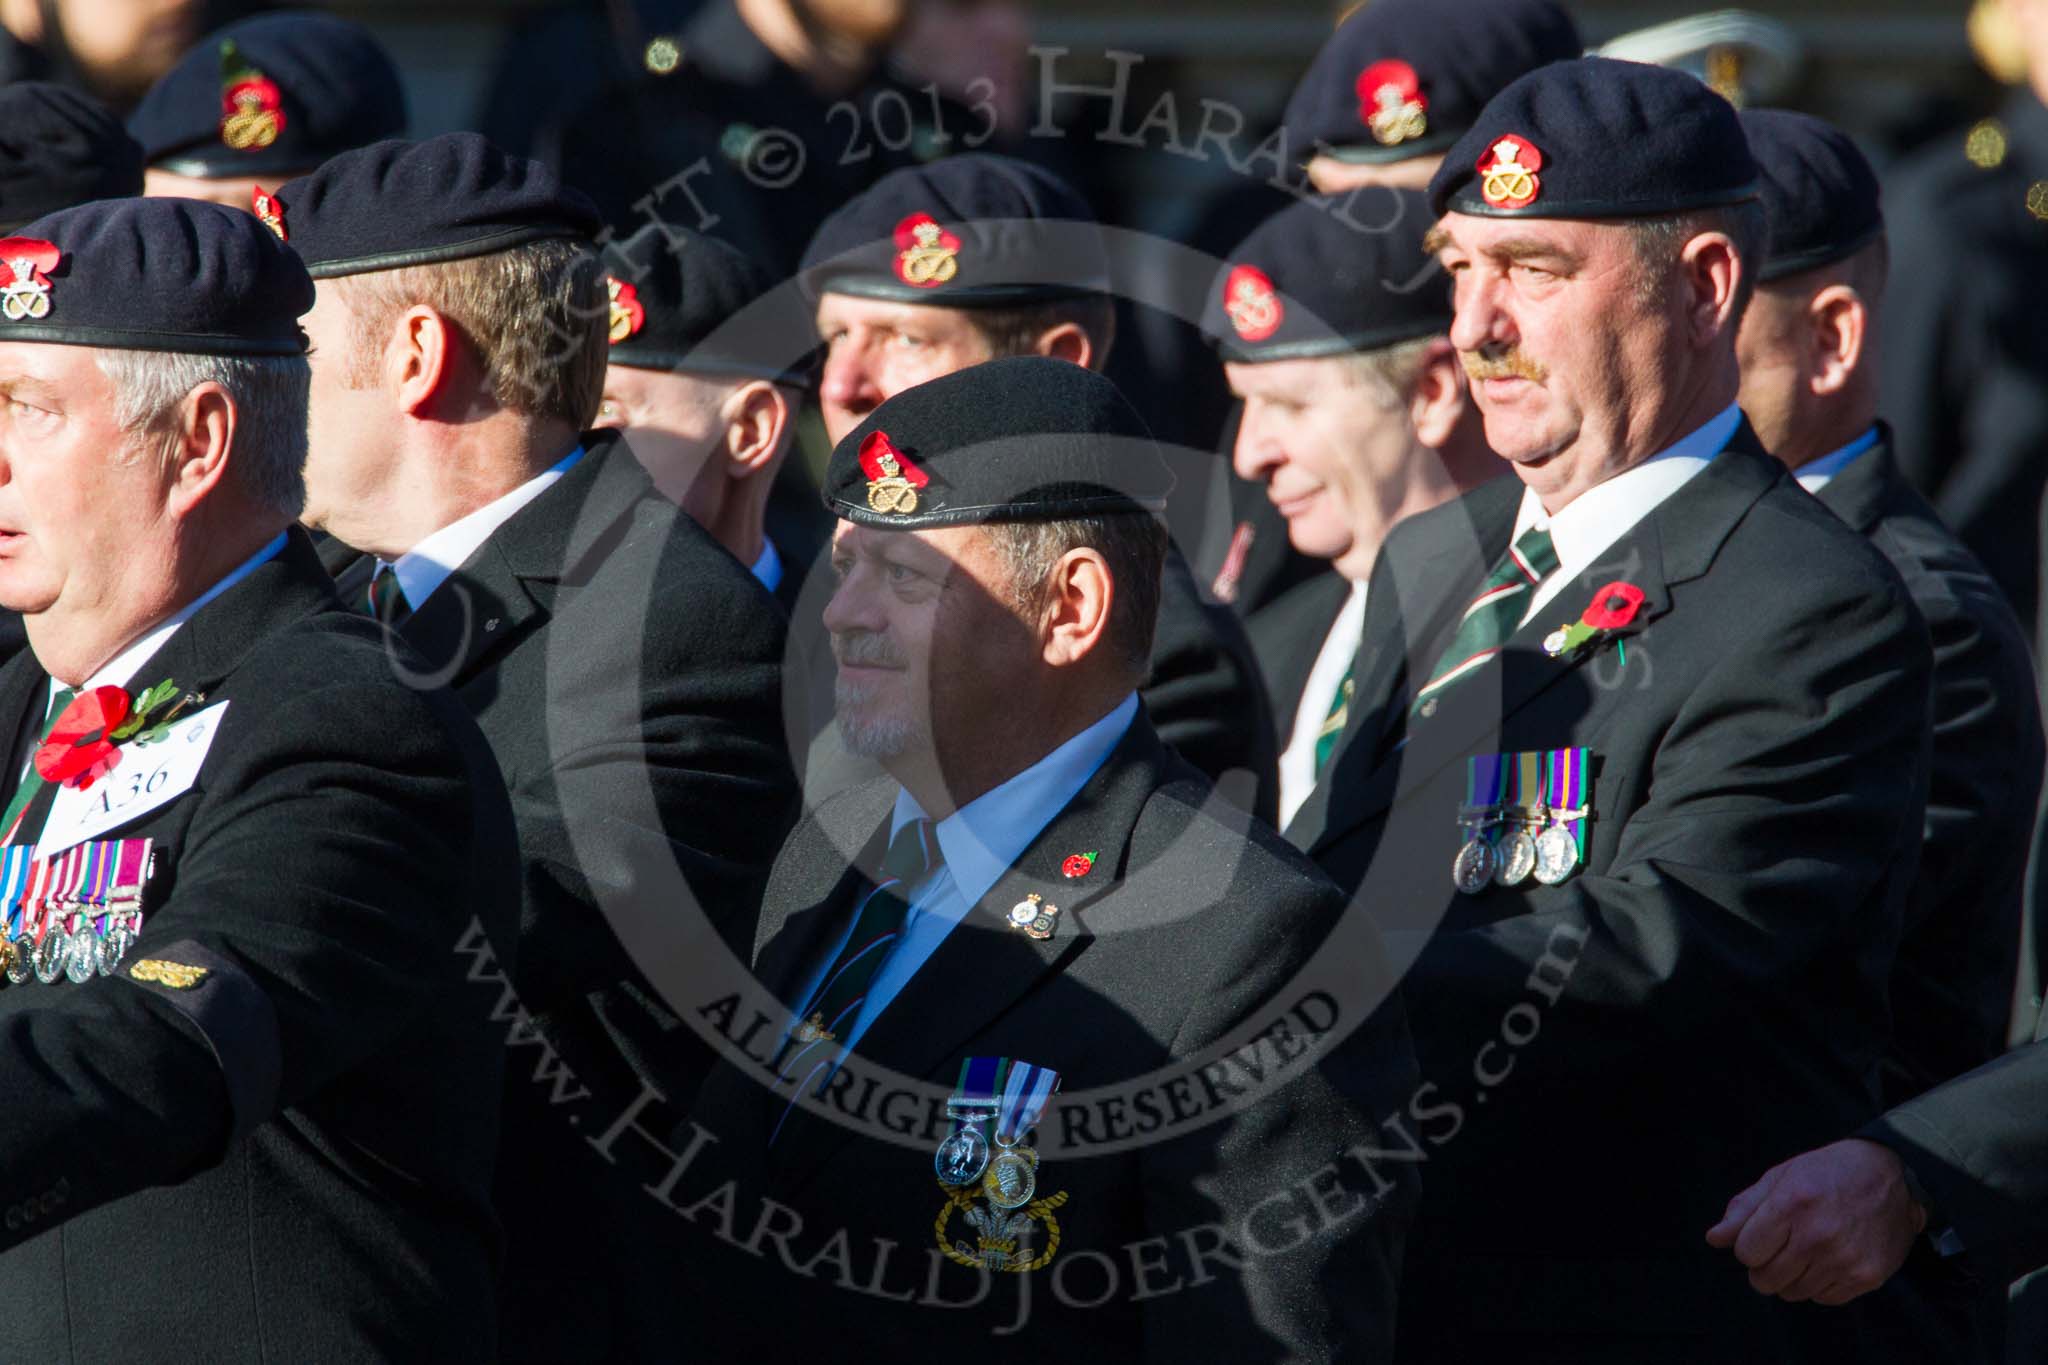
[0,677,485,1250]
[1861,1040,2048,1280]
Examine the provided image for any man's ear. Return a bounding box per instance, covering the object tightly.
[165,383,237,520]
[723,380,793,480]
[1039,547,1114,669]
[1805,285,1868,398]
[1033,321,1093,370]
[1678,232,1743,347]
[394,306,456,417]
[1407,337,1469,448]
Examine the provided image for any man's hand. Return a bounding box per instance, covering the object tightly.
[1705,1138,1927,1305]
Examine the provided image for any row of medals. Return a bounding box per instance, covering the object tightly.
[934,1101,1040,1211]
[1453,802,1587,895]
[0,912,140,985]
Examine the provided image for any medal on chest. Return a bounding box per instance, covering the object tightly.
[934,1058,1067,1273]
[1452,749,1592,894]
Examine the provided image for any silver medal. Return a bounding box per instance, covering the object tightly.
[1533,823,1579,885]
[97,926,134,977]
[1493,828,1537,886]
[63,933,93,984]
[4,936,28,985]
[31,933,62,984]
[983,1147,1038,1210]
[933,1125,990,1186]
[1452,836,1496,895]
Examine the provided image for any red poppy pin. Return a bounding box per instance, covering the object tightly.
[1543,581,1647,659]
[251,186,286,241]
[859,430,930,515]
[0,238,60,322]
[893,212,961,288]
[1061,851,1098,879]
[607,277,646,344]
[1356,59,1428,146]
[1477,134,1543,210]
[219,40,286,151]
[33,678,187,791]
[1222,264,1283,343]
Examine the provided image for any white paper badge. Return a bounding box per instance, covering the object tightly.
[39,701,229,856]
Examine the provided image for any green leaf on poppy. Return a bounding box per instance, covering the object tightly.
[110,679,179,741]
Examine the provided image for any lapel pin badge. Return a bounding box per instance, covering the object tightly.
[1007,892,1058,940]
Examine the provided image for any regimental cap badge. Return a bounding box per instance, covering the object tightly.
[1356,59,1428,147]
[1222,264,1283,343]
[251,185,286,241]
[607,276,646,344]
[0,239,60,322]
[894,212,962,289]
[130,959,208,989]
[1477,134,1544,210]
[218,40,286,152]
[859,430,931,515]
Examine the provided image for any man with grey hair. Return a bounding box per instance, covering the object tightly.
[0,196,518,1356]
[273,132,800,1362]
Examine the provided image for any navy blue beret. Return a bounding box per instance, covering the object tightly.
[800,153,1109,307]
[601,223,808,383]
[1205,189,1448,362]
[1739,109,1884,283]
[0,85,143,234]
[129,13,408,179]
[1285,0,1582,166]
[1428,57,1760,220]
[825,357,1172,530]
[273,133,602,279]
[0,197,311,356]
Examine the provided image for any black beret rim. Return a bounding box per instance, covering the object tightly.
[300,225,590,279]
[1757,225,1885,284]
[1214,317,1447,363]
[605,346,809,384]
[827,492,1169,529]
[809,274,1104,309]
[151,152,327,180]
[1316,126,1464,166]
[0,325,305,357]
[1437,182,1762,221]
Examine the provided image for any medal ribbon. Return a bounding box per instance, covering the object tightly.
[0,844,30,943]
[1512,751,1543,821]
[950,1055,1006,1140]
[993,1061,1061,1145]
[1546,747,1589,861]
[1463,754,1508,823]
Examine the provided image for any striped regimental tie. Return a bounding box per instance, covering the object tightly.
[1411,525,1559,715]
[364,562,411,628]
[770,816,940,1146]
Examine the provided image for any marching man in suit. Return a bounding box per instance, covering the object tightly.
[0,196,517,1358]
[680,357,1419,1361]
[1288,59,1936,1359]
[1210,188,1496,828]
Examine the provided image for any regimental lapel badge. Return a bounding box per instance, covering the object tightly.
[130,959,207,990]
[251,186,286,241]
[0,840,154,985]
[1006,892,1058,941]
[607,276,646,344]
[893,212,962,288]
[218,41,286,151]
[1222,264,1283,343]
[791,1011,835,1045]
[1356,59,1428,146]
[1452,750,1591,894]
[1543,581,1646,661]
[1477,134,1543,210]
[0,239,59,322]
[858,430,930,515]
[935,1059,1066,1273]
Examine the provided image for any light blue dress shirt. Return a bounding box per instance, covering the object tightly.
[1792,424,1880,493]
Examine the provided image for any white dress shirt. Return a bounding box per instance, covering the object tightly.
[789,692,1139,1053]
[1793,424,1879,493]
[1514,403,1742,625]
[751,538,784,594]
[1278,580,1368,827]
[375,447,584,613]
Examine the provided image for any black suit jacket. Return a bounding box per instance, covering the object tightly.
[338,432,801,1362]
[0,529,518,1362]
[1248,568,1352,743]
[1814,433,2044,1102]
[1289,430,1940,1358]
[681,714,1419,1362]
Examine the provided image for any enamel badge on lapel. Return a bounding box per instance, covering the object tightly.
[859,430,930,515]
[1007,892,1058,940]
[1477,134,1543,210]
[218,41,286,151]
[936,1058,1067,1273]
[0,239,59,322]
[894,212,962,288]
[1222,264,1282,343]
[251,186,286,240]
[607,276,645,344]
[1060,851,1097,879]
[1356,59,1428,146]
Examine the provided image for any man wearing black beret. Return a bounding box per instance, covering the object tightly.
[1290,58,1937,1358]
[273,132,800,1362]
[803,153,1281,823]
[1284,0,1582,195]
[0,195,517,1359]
[131,11,407,213]
[1205,188,1498,829]
[683,355,1419,1361]
[597,221,818,616]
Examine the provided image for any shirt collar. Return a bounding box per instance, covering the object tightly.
[386,446,583,612]
[1514,403,1741,575]
[66,531,287,697]
[751,537,784,593]
[890,692,1138,909]
[1793,424,1879,493]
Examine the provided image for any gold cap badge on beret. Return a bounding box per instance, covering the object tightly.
[1356,59,1429,147]
[894,212,962,289]
[860,430,930,514]
[607,276,646,344]
[1477,134,1543,210]
[0,240,59,322]
[218,41,286,152]
[252,186,286,241]
[1222,264,1283,342]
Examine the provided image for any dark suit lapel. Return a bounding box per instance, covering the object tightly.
[770,717,1173,1195]
[1810,427,1895,536]
[0,655,49,825]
